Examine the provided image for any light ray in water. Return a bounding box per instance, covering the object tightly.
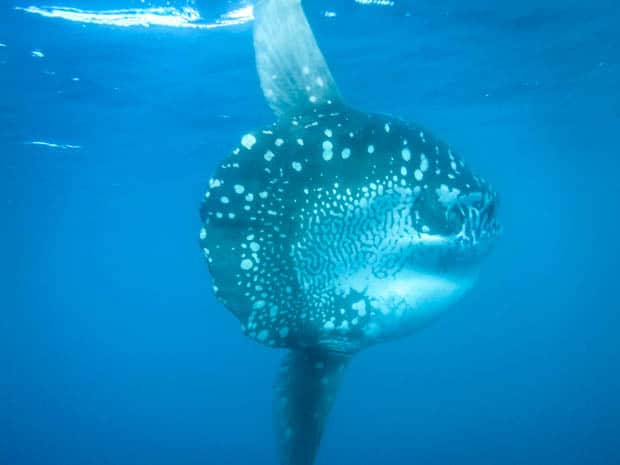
[354,0,395,6]
[15,5,255,29]
[27,141,81,150]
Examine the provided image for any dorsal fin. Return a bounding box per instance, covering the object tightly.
[253,0,343,117]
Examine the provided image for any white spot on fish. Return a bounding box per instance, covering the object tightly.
[436,184,461,205]
[297,138,304,146]
[402,148,411,162]
[199,228,207,240]
[352,300,367,316]
[234,185,245,194]
[240,259,253,270]
[322,140,333,151]
[414,169,423,181]
[220,196,230,204]
[341,148,351,159]
[323,150,333,161]
[324,129,333,138]
[400,166,407,176]
[250,242,260,252]
[241,134,256,150]
[420,154,429,172]
[368,145,375,154]
[384,123,391,133]
[253,300,266,310]
[275,138,284,147]
[257,329,269,341]
[264,150,274,161]
[292,161,302,172]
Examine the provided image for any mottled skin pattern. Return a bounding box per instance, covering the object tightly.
[200,104,499,354]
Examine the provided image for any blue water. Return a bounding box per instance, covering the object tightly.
[2,1,619,464]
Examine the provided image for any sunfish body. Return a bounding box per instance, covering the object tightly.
[199,1,500,464]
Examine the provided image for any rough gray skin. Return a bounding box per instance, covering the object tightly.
[198,1,500,464]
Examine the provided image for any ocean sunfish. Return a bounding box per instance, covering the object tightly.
[199,1,501,464]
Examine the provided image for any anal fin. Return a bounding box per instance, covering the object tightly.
[274,349,351,465]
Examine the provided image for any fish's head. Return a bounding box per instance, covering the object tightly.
[291,117,502,346]
[408,170,501,270]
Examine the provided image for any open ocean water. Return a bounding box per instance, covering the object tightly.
[2,0,619,464]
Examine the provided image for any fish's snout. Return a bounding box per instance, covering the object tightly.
[412,184,500,245]
[451,191,501,245]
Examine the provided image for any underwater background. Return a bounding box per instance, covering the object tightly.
[2,0,619,464]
